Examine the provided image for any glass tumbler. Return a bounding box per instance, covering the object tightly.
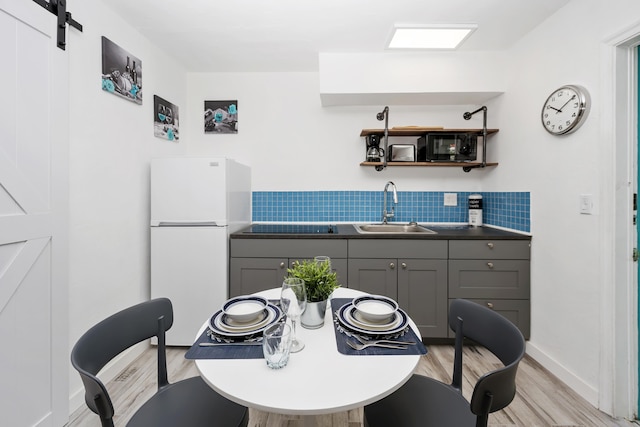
[262,323,292,369]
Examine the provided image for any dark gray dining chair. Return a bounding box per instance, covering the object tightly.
[71,297,249,427]
[364,298,526,427]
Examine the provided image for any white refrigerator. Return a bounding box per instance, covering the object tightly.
[150,157,251,345]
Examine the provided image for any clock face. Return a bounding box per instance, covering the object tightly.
[541,85,590,135]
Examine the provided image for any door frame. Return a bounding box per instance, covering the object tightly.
[601,22,640,419]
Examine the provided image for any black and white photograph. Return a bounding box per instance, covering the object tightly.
[101,36,143,104]
[153,95,179,141]
[204,100,238,134]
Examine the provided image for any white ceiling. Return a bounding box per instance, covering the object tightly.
[103,0,570,72]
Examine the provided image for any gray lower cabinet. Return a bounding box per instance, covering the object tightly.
[229,257,287,296]
[397,259,448,338]
[229,239,348,297]
[229,236,531,339]
[347,258,397,299]
[448,240,531,338]
[348,240,448,338]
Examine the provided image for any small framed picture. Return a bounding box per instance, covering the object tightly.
[153,95,179,141]
[101,36,142,104]
[204,100,238,134]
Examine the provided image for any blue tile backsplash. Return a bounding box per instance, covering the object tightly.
[252,191,530,233]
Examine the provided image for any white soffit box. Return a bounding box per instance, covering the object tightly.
[318,52,506,106]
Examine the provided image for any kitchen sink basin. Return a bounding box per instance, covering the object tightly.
[353,223,436,234]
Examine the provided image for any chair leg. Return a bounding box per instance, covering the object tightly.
[156,315,169,388]
[475,392,493,427]
[451,316,464,392]
[476,413,489,427]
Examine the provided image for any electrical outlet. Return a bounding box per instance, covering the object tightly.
[579,194,594,215]
[444,193,457,206]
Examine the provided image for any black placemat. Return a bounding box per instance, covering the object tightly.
[185,329,265,360]
[331,298,428,356]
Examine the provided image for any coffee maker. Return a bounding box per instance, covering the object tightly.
[366,135,384,162]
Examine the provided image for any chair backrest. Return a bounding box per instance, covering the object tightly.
[70,298,174,427]
[448,299,526,426]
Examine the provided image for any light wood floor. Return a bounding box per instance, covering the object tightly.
[67,344,638,427]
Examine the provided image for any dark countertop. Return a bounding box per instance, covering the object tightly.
[231,223,531,240]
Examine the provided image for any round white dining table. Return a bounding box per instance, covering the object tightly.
[195,287,422,421]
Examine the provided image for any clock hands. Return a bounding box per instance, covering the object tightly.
[553,94,576,114]
[547,106,561,113]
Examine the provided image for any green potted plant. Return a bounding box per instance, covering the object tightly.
[287,258,340,329]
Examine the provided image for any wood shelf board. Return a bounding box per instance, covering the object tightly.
[360,128,499,137]
[359,162,498,168]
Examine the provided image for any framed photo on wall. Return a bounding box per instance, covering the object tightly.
[204,100,238,134]
[153,95,179,141]
[101,36,142,104]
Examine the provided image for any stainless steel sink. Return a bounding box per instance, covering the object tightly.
[353,223,436,234]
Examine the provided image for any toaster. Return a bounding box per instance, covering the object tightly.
[388,144,416,162]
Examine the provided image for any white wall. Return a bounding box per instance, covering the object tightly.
[186,71,492,193]
[318,52,506,106]
[66,0,188,411]
[484,0,640,413]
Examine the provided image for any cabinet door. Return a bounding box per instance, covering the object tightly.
[448,259,530,299]
[229,257,287,297]
[348,259,397,300]
[397,259,448,338]
[331,259,349,289]
[448,299,530,339]
[288,258,349,290]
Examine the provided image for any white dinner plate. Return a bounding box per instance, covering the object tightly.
[348,307,402,331]
[218,309,270,332]
[336,302,408,337]
[209,303,283,337]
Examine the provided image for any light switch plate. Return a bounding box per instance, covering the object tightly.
[579,194,594,215]
[444,193,457,206]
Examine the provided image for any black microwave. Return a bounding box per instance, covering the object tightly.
[417,133,477,162]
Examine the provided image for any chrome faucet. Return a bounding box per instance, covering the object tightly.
[382,181,398,224]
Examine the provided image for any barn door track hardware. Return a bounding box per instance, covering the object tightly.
[32,0,83,50]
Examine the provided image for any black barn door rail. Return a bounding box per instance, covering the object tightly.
[32,0,83,50]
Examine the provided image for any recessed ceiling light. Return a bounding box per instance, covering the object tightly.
[387,25,477,50]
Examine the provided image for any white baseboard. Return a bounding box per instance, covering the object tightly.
[68,341,150,415]
[526,341,599,407]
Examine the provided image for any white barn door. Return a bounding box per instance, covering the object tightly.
[0,1,69,426]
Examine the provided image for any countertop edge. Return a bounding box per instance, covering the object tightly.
[230,224,531,240]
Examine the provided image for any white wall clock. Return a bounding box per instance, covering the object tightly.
[541,85,590,135]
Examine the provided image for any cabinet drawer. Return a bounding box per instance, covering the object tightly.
[449,240,530,260]
[449,260,530,299]
[448,298,530,339]
[231,239,348,258]
[348,240,447,259]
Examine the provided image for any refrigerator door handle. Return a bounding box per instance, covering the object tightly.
[151,221,221,227]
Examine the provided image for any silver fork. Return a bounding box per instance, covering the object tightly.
[346,340,408,350]
[351,334,416,346]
